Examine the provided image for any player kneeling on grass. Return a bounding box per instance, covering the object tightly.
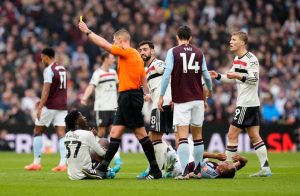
[64,110,119,180]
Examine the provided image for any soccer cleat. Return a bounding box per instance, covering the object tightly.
[141,170,162,180]
[189,172,202,179]
[189,163,202,179]
[24,163,41,171]
[250,168,272,177]
[111,165,121,173]
[136,170,149,179]
[163,171,173,178]
[175,174,190,180]
[175,164,190,180]
[107,170,116,179]
[82,168,106,179]
[114,157,123,165]
[51,165,67,172]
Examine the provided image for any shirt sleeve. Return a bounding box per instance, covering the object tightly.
[155,60,166,74]
[201,55,212,91]
[217,65,236,83]
[43,66,54,83]
[160,48,174,96]
[111,45,129,58]
[89,71,98,86]
[86,132,106,157]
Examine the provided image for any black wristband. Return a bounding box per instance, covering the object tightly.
[241,76,247,82]
[216,73,221,80]
[86,30,92,36]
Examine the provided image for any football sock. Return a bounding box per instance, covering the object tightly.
[193,139,204,169]
[139,136,160,173]
[253,140,270,169]
[177,138,189,175]
[97,137,121,172]
[33,135,42,164]
[153,140,167,170]
[58,137,66,166]
[108,136,121,161]
[114,148,121,160]
[225,142,238,162]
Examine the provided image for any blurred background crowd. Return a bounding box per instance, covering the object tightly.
[0,0,299,126]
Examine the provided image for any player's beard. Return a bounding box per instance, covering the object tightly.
[142,54,151,62]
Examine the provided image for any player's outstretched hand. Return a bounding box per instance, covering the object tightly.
[208,70,218,78]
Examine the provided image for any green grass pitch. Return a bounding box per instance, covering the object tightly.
[0,152,299,196]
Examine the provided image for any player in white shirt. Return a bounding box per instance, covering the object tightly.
[138,41,173,177]
[209,31,271,177]
[81,53,118,137]
[81,53,122,165]
[64,110,107,180]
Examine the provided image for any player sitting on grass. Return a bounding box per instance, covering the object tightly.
[64,110,119,180]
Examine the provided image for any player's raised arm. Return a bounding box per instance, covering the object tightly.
[78,21,112,52]
[232,154,248,170]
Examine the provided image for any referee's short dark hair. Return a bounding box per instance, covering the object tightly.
[177,26,192,41]
[138,40,154,49]
[65,110,80,131]
[41,47,55,58]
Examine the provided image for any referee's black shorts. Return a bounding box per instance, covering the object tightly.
[113,89,144,129]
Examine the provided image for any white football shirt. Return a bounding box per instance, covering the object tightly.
[90,68,118,111]
[145,59,172,110]
[65,129,106,180]
[219,51,260,107]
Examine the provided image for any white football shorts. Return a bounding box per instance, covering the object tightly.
[35,106,67,127]
[173,100,204,127]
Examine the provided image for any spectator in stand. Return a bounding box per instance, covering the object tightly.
[0,0,299,126]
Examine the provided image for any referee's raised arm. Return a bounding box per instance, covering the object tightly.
[78,21,112,52]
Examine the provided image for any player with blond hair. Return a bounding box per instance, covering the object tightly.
[209,31,271,177]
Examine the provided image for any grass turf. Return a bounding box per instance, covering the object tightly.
[0,152,299,196]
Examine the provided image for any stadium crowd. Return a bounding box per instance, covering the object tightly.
[0,0,299,126]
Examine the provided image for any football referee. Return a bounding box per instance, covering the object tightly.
[78,20,161,180]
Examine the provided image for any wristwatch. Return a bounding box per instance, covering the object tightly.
[86,30,92,36]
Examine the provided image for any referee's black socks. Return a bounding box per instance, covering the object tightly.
[139,136,160,173]
[96,137,121,172]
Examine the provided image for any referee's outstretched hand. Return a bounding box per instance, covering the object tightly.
[78,21,89,34]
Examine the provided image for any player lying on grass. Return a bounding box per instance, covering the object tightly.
[137,140,247,179]
[64,110,120,180]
